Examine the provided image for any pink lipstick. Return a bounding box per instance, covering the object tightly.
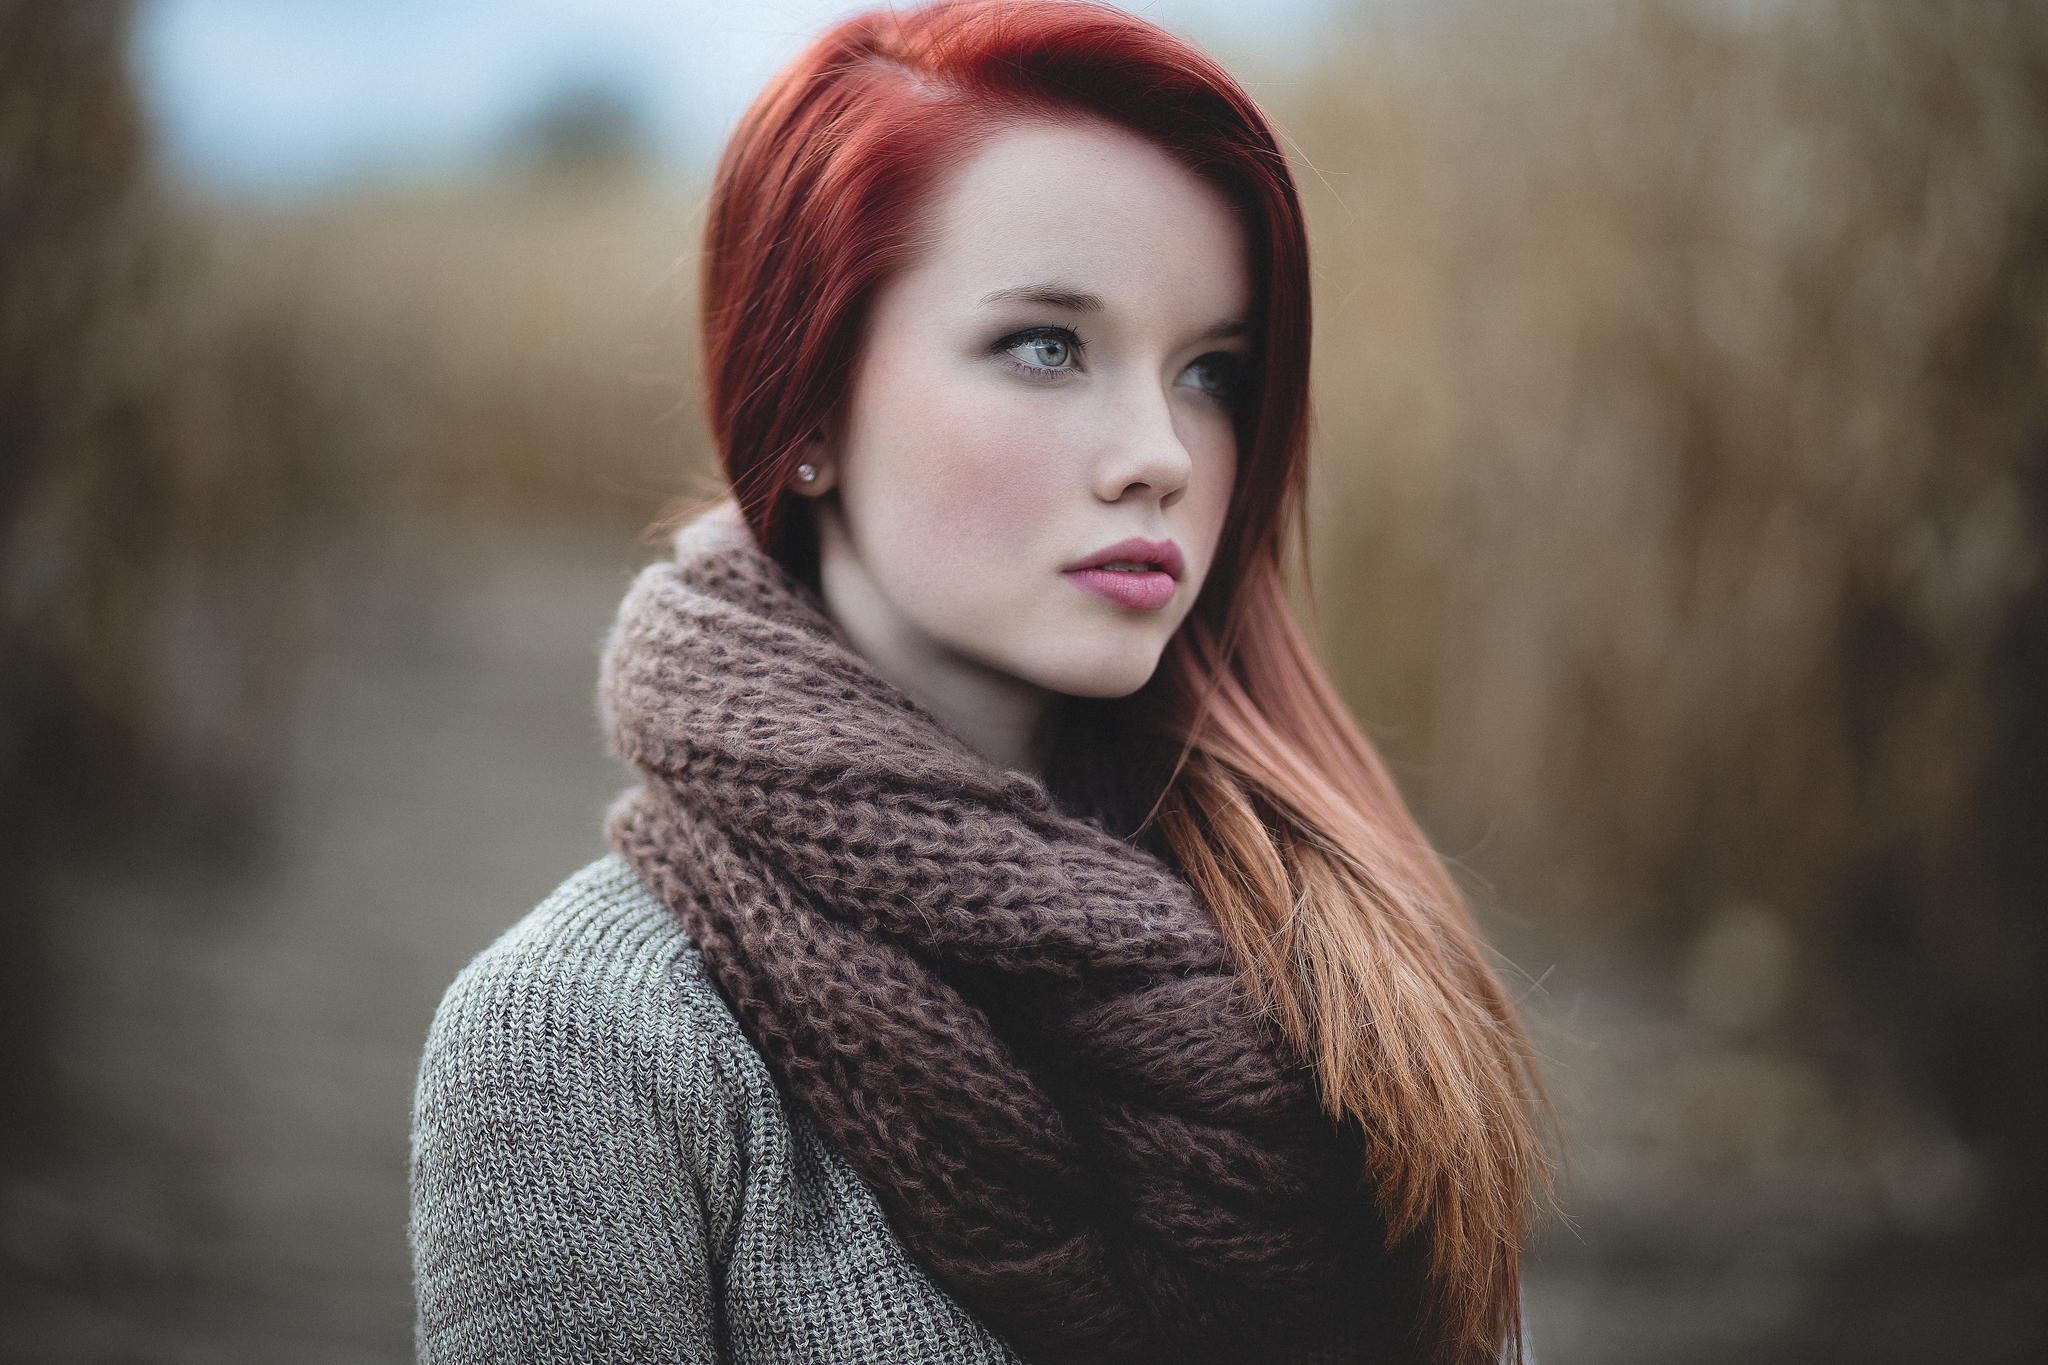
[1061,536,1183,612]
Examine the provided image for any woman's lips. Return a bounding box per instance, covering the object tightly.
[1063,566,1177,611]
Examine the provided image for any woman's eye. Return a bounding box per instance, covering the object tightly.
[1185,353,1245,402]
[992,329,1245,402]
[997,326,1084,378]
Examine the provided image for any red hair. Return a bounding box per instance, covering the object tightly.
[692,2,1552,1360]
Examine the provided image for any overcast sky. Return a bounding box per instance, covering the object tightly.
[132,0,1352,197]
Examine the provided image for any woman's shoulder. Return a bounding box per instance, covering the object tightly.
[411,855,1028,1364]
[411,856,767,1358]
[444,853,719,1019]
[417,852,774,1124]
[462,851,697,989]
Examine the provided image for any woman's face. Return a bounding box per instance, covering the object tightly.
[798,115,1252,760]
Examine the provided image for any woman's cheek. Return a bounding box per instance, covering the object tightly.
[910,454,1038,605]
[912,397,1050,546]
[861,358,1073,593]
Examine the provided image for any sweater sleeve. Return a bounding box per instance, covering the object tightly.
[408,919,739,1363]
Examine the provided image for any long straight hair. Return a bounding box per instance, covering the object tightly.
[692,2,1552,1359]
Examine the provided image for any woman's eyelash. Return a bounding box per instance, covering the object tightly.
[992,325,1248,404]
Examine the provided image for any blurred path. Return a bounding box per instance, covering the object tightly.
[8,514,638,1363]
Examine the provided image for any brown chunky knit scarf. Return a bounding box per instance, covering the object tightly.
[598,498,1418,1365]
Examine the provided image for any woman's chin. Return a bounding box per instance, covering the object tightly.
[1035,641,1168,699]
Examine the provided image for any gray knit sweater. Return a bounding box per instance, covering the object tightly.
[408,852,1026,1363]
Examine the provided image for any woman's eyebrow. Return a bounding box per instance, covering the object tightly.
[979,282,1249,342]
[978,283,1105,312]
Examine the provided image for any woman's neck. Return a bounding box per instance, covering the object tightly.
[811,542,1055,779]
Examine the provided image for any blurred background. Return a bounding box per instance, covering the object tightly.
[3,0,2043,1359]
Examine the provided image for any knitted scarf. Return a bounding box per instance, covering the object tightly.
[599,498,1418,1365]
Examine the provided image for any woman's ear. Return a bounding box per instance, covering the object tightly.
[792,424,840,496]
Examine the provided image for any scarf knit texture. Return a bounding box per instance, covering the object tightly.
[598,498,1415,1365]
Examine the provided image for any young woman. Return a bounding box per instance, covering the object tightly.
[409,2,1551,1362]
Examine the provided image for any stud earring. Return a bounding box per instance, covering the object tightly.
[796,463,818,483]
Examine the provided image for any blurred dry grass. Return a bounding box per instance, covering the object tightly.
[181,177,708,520]
[1300,0,2047,945]
[5,0,2046,1359]
[1284,0,2048,1259]
[3,17,711,841]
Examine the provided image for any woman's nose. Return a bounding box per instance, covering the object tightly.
[1094,380,1193,506]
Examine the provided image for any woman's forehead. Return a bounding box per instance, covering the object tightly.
[900,119,1254,325]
